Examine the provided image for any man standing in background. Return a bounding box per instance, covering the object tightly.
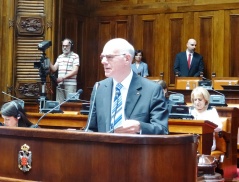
[174,38,204,77]
[49,38,80,103]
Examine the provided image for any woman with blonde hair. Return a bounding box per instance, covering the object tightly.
[190,86,222,151]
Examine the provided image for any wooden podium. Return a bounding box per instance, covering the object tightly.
[169,119,217,155]
[0,127,198,182]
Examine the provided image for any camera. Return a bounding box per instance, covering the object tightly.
[35,40,52,81]
[38,40,52,52]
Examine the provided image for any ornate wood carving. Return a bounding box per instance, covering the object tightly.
[16,16,44,35]
[15,81,52,99]
[8,19,14,28]
[46,20,52,29]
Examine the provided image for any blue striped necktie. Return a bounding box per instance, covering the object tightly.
[111,83,123,130]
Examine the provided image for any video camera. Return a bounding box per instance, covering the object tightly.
[34,40,52,82]
[38,40,52,52]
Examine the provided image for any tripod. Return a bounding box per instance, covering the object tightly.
[34,51,50,112]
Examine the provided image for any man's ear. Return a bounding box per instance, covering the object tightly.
[125,54,132,64]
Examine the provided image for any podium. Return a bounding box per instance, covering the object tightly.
[169,119,217,154]
[0,127,198,182]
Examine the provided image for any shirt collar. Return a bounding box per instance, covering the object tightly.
[113,70,133,90]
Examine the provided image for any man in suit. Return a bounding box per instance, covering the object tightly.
[87,38,168,134]
[173,38,204,77]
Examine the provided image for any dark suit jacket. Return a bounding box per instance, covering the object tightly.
[88,72,169,134]
[174,51,204,77]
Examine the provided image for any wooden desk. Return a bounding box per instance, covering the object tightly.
[24,102,84,113]
[27,112,88,129]
[15,113,214,155]
[0,127,198,182]
[169,119,217,155]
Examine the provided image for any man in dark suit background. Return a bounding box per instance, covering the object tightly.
[86,38,168,134]
[174,38,204,77]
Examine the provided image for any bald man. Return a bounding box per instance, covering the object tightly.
[174,38,204,77]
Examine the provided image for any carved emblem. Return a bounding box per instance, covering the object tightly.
[17,16,44,35]
[18,144,32,172]
[21,18,42,32]
[17,83,40,97]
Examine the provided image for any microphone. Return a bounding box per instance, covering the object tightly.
[2,91,25,108]
[167,90,182,95]
[30,89,83,128]
[167,90,185,105]
[198,78,212,90]
[212,89,225,96]
[108,90,121,133]
[209,89,226,106]
[84,82,100,132]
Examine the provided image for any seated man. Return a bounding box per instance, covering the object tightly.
[157,80,175,112]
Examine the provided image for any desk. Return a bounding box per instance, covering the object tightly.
[27,112,88,129]
[0,127,198,182]
[17,113,214,155]
[169,119,216,155]
[24,102,83,113]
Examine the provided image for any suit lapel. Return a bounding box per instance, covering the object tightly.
[125,73,142,118]
[101,79,113,129]
[183,52,189,70]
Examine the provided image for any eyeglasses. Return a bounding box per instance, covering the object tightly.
[62,45,70,47]
[100,54,126,61]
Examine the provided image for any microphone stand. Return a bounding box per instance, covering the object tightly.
[84,82,100,132]
[2,91,24,104]
[31,89,83,128]
[2,91,25,109]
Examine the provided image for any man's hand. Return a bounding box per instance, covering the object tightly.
[114,120,141,134]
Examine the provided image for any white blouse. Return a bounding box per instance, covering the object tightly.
[191,107,222,151]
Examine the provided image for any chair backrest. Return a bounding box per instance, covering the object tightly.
[175,77,202,89]
[212,77,239,90]
[214,117,229,153]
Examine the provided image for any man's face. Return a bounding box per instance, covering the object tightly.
[62,40,71,55]
[187,40,197,53]
[100,53,126,78]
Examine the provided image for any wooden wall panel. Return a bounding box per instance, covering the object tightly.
[142,20,155,76]
[0,0,15,105]
[198,15,213,78]
[164,13,185,87]
[2,0,239,103]
[96,16,131,81]
[229,15,239,77]
[132,15,163,78]
[98,21,112,80]
[14,0,46,102]
[194,11,225,78]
